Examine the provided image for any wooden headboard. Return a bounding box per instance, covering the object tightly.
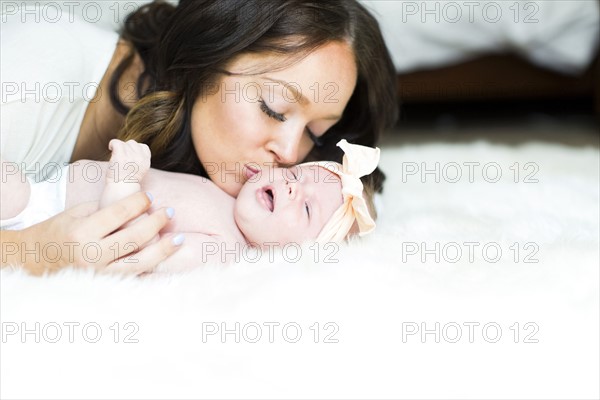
[397,52,600,114]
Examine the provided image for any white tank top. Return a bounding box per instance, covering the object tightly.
[1,5,119,182]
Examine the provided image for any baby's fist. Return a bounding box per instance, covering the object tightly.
[107,139,151,183]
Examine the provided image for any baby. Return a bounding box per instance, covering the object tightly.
[1,139,380,270]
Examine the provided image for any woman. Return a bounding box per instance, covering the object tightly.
[0,0,398,273]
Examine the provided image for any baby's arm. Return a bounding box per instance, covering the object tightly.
[99,139,151,209]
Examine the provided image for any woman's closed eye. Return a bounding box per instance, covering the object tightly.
[259,99,323,147]
[307,129,324,147]
[259,99,285,122]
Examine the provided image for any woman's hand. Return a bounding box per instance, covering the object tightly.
[1,191,183,275]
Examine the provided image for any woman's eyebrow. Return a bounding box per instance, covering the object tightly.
[261,77,342,121]
[262,76,308,105]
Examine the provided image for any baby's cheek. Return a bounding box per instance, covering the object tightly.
[273,219,302,244]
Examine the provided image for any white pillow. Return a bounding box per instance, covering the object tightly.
[362,0,600,75]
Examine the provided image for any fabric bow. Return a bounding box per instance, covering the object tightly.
[298,139,381,243]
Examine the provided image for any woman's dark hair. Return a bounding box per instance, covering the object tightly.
[114,0,398,192]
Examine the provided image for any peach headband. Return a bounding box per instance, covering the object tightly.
[298,139,381,243]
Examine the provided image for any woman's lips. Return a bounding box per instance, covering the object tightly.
[257,186,275,212]
[244,164,260,180]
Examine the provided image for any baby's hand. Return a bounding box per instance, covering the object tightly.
[100,139,159,250]
[107,139,151,184]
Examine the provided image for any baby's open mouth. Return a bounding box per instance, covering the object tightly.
[260,187,275,212]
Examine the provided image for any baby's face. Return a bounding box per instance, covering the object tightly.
[234,165,343,245]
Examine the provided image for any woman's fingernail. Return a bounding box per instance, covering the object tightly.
[172,234,185,246]
[146,192,154,203]
[166,207,175,219]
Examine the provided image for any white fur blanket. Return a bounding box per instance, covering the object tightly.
[2,140,598,399]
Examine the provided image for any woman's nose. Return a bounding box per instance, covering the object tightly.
[266,127,303,166]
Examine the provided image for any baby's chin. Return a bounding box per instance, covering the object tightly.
[234,225,304,248]
[232,209,265,245]
[244,232,317,248]
[211,176,244,198]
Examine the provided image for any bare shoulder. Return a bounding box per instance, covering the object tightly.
[142,168,241,236]
[143,168,233,206]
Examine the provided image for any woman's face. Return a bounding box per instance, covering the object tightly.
[190,41,358,197]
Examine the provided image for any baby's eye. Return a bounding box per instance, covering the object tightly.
[305,202,311,219]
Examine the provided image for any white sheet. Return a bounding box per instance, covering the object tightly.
[362,0,600,74]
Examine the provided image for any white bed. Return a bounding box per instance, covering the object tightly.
[2,137,598,398]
